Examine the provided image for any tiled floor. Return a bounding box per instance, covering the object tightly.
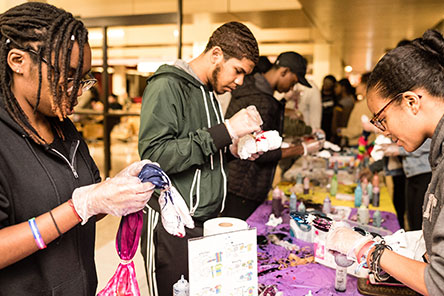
[90,140,150,296]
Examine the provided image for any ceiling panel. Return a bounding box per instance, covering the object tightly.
[298,0,444,72]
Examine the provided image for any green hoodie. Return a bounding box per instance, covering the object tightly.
[138,63,232,221]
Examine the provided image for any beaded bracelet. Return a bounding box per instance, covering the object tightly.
[368,240,392,282]
[28,217,47,249]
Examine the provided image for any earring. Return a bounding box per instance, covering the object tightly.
[16,69,20,74]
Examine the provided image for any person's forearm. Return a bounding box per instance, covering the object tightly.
[0,201,80,269]
[281,145,304,159]
[379,249,428,295]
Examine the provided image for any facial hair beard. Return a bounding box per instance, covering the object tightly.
[211,64,222,94]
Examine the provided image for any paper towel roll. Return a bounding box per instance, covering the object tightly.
[203,217,249,236]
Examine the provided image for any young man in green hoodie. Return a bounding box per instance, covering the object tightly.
[138,22,262,295]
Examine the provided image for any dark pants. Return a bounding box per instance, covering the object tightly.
[153,219,203,296]
[220,193,262,220]
[392,174,406,229]
[406,172,432,230]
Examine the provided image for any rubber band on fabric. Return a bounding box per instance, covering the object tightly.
[28,218,47,249]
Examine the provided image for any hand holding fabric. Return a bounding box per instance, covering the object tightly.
[72,160,155,225]
[380,143,400,156]
[226,105,263,139]
[138,163,194,237]
[326,226,373,261]
[302,140,323,155]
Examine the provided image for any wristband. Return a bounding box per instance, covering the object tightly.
[68,199,82,223]
[49,211,62,237]
[224,119,238,140]
[356,240,376,264]
[28,217,47,249]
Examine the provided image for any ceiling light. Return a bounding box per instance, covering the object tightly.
[344,65,353,73]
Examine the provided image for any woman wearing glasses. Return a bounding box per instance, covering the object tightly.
[0,3,154,295]
[327,29,444,295]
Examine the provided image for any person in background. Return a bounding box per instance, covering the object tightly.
[380,139,432,230]
[108,93,123,110]
[331,78,356,144]
[0,3,154,295]
[327,29,444,295]
[338,72,374,146]
[253,55,273,75]
[321,74,337,141]
[222,52,323,220]
[138,22,263,296]
[285,78,322,130]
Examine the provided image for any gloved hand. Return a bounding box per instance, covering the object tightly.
[72,160,155,225]
[225,105,263,139]
[326,226,374,261]
[380,143,400,156]
[312,129,326,142]
[138,163,194,237]
[302,140,323,155]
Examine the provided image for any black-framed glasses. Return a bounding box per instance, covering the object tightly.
[369,92,423,132]
[25,48,97,94]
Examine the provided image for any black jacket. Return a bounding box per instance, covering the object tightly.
[225,73,285,202]
[0,99,101,295]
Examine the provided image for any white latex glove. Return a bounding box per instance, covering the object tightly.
[326,226,373,261]
[302,140,323,155]
[312,129,326,143]
[225,105,263,139]
[72,160,155,225]
[380,143,400,156]
[158,186,195,237]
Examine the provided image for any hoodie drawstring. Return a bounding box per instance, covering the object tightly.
[210,92,228,213]
[200,86,214,170]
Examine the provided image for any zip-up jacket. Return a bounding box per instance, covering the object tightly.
[423,115,444,295]
[225,73,285,202]
[138,64,232,221]
[0,98,101,295]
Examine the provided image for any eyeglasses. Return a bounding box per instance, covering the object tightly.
[369,92,421,132]
[25,48,97,94]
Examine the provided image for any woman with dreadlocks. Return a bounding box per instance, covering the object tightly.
[0,3,154,295]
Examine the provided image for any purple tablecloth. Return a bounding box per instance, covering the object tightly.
[247,201,400,295]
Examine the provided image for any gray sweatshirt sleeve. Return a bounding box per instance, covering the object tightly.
[424,204,444,295]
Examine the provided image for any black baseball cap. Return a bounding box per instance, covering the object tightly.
[275,51,311,88]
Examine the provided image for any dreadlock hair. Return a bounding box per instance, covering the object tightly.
[0,2,88,144]
[204,21,259,65]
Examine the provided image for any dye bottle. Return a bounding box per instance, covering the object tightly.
[330,174,338,197]
[334,253,354,292]
[354,183,362,208]
[322,196,331,214]
[272,187,283,217]
[372,186,380,207]
[289,192,297,213]
[373,210,382,227]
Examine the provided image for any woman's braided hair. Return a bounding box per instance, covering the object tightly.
[0,2,88,144]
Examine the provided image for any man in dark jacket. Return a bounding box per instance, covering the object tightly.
[138,22,263,296]
[222,52,322,220]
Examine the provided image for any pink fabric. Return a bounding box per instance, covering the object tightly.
[97,211,143,296]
